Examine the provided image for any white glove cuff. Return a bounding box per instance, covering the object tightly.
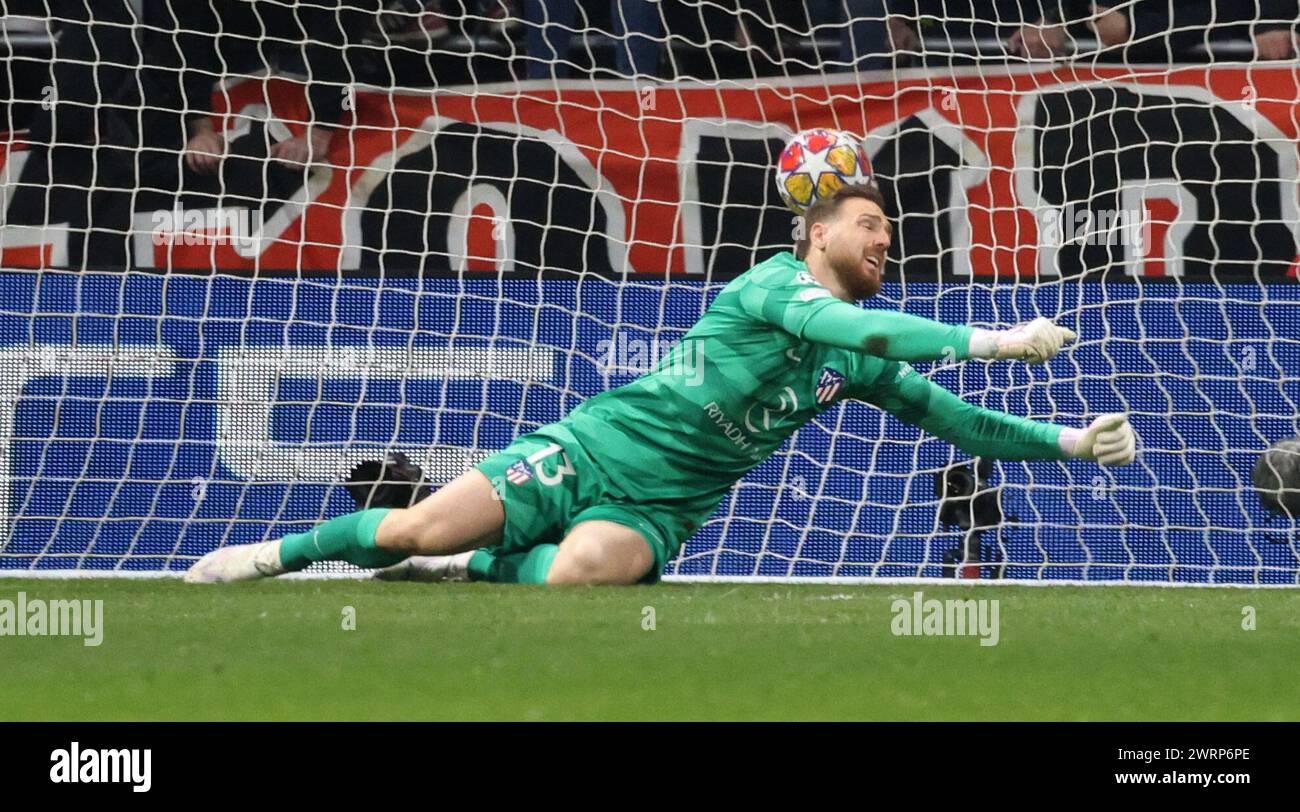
[1058,427,1083,457]
[968,328,1000,359]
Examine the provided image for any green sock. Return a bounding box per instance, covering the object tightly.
[277,508,408,571]
[467,544,558,584]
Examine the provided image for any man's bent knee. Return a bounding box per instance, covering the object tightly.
[547,526,655,585]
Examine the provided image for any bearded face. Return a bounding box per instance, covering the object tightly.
[816,197,891,300]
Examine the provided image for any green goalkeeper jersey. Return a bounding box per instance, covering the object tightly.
[549,251,1066,511]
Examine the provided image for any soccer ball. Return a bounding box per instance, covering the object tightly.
[774,128,872,215]
[1252,437,1300,519]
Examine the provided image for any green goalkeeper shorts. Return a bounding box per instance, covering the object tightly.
[473,427,708,583]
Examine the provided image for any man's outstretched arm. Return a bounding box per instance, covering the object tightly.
[799,302,1079,365]
[738,277,1077,364]
[857,361,1136,465]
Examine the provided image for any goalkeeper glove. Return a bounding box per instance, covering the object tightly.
[1061,414,1137,466]
[970,317,1078,364]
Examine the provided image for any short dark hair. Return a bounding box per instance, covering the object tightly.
[794,183,888,260]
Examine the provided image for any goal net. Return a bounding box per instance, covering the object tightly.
[0,2,1298,584]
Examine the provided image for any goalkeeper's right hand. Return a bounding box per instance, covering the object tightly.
[1064,414,1137,467]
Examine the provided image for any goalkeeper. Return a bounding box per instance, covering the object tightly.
[186,184,1136,586]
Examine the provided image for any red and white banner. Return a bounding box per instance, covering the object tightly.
[4,66,1299,278]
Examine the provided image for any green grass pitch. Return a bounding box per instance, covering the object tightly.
[1,579,1297,721]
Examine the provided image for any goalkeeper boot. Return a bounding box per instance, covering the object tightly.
[184,540,286,584]
[373,551,473,583]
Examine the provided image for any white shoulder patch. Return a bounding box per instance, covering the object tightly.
[795,271,819,286]
[798,287,832,302]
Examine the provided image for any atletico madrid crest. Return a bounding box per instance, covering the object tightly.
[505,459,534,485]
[815,367,845,405]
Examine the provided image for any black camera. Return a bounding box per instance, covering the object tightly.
[934,458,1008,578]
[346,451,433,509]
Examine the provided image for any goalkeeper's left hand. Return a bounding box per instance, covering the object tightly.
[992,317,1078,364]
[968,317,1078,364]
[1064,414,1137,466]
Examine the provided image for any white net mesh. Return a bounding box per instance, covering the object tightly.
[1,1,1298,583]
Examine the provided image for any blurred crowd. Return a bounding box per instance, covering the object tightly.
[4,1,1299,168]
